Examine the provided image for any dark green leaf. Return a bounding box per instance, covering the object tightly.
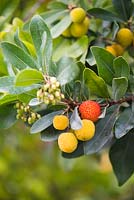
[112,77,128,101]
[115,107,134,138]
[70,107,82,130]
[41,126,62,142]
[62,141,84,158]
[84,68,109,98]
[112,0,133,21]
[1,42,37,69]
[30,15,52,72]
[30,110,63,134]
[15,69,44,86]
[0,105,17,129]
[109,129,134,186]
[113,56,130,79]
[84,105,119,155]
[91,46,114,85]
[87,8,123,22]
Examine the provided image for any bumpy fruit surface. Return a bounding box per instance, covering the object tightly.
[105,46,117,56]
[74,119,95,141]
[116,28,133,47]
[79,100,101,122]
[53,115,69,130]
[58,132,78,153]
[83,16,90,27]
[70,22,88,38]
[111,43,124,56]
[70,7,86,23]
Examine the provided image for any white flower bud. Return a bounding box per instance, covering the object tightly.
[50,77,57,83]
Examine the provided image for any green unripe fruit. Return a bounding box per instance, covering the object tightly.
[70,22,88,38]
[70,7,86,23]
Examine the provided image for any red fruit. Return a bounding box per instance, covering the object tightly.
[79,100,101,122]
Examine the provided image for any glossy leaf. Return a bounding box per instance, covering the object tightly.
[84,105,119,155]
[112,77,128,101]
[84,68,109,98]
[87,8,123,22]
[0,105,17,129]
[109,130,134,186]
[115,107,134,138]
[30,15,52,72]
[40,126,62,142]
[91,46,114,85]
[1,42,37,69]
[30,110,63,134]
[112,0,132,21]
[70,107,82,130]
[113,56,130,79]
[15,69,44,86]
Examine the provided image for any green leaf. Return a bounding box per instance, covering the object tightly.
[40,126,62,142]
[53,57,80,86]
[30,15,53,72]
[112,21,119,40]
[109,130,134,186]
[112,0,133,21]
[112,77,128,101]
[87,8,123,22]
[0,94,18,105]
[84,105,119,155]
[53,36,88,62]
[30,110,63,134]
[14,29,31,55]
[113,56,130,79]
[0,76,14,93]
[115,107,134,138]
[70,107,82,130]
[0,105,17,129]
[91,46,114,85]
[62,141,84,158]
[84,68,109,98]
[15,69,44,86]
[1,42,37,69]
[50,14,72,38]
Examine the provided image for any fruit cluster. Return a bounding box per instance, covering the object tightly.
[37,76,64,105]
[52,100,101,153]
[105,28,133,56]
[62,7,90,38]
[15,102,41,124]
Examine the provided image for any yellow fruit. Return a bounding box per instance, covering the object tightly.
[70,22,88,38]
[111,43,124,56]
[62,27,72,37]
[105,46,117,56]
[53,115,69,130]
[116,28,133,48]
[70,7,86,23]
[74,119,95,141]
[58,132,78,153]
[83,16,90,28]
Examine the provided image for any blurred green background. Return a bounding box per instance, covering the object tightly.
[0,122,134,200]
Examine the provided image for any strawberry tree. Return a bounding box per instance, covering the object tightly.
[0,0,134,186]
